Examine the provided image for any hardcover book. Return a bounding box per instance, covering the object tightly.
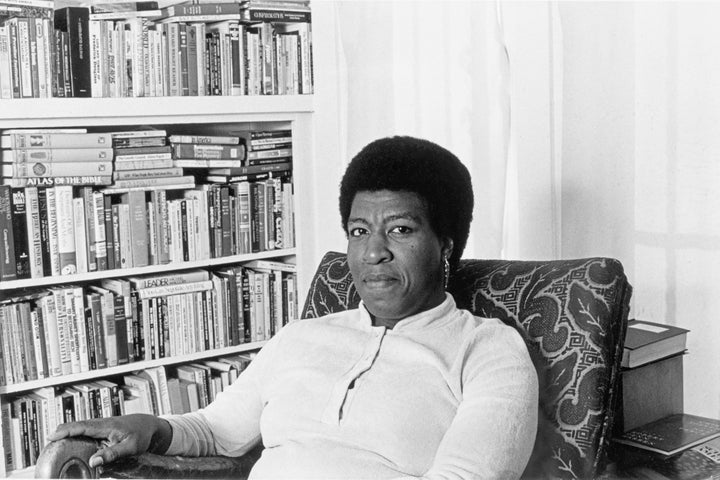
[622,319,689,368]
[53,6,90,97]
[618,353,684,433]
[614,414,720,457]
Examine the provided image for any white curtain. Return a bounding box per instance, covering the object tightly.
[314,0,516,261]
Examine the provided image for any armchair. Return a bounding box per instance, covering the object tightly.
[35,252,632,479]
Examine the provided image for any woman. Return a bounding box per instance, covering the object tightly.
[49,136,539,479]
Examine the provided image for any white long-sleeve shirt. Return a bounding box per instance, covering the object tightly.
[164,294,539,479]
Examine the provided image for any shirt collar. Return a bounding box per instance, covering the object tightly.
[358,293,458,331]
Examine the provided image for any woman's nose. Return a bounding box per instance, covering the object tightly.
[363,232,391,264]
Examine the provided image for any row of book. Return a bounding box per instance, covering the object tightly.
[0,127,294,189]
[0,180,295,280]
[1,353,255,471]
[0,0,313,98]
[0,263,297,386]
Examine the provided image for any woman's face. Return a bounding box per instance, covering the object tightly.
[346,190,451,326]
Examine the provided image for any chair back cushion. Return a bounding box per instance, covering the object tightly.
[301,252,632,480]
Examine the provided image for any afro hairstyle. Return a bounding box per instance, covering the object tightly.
[339,136,474,270]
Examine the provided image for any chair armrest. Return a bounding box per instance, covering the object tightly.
[35,436,261,479]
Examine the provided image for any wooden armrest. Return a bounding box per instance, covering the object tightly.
[35,437,261,479]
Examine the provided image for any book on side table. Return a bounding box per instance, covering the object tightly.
[614,414,720,457]
[617,436,720,480]
[622,319,689,369]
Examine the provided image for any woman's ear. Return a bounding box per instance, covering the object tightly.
[441,237,454,261]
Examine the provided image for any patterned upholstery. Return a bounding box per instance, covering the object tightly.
[301,252,633,480]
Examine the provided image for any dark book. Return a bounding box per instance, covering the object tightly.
[103,194,115,270]
[111,291,129,365]
[618,354,684,433]
[214,268,240,346]
[37,187,51,276]
[178,23,189,96]
[242,8,310,23]
[53,6,91,97]
[623,319,689,368]
[614,414,720,457]
[0,185,17,281]
[617,438,720,480]
[10,188,30,279]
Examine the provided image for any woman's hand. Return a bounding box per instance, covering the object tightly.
[47,414,172,468]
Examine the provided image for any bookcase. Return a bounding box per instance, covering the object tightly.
[0,94,314,477]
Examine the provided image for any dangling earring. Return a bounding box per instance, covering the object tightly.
[442,255,450,290]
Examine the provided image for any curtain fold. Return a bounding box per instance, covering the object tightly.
[332,0,513,259]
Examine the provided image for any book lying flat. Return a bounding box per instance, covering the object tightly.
[614,414,720,457]
[622,319,689,368]
[618,436,720,480]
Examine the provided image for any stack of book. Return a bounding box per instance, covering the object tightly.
[170,132,246,169]
[616,319,689,433]
[110,129,194,191]
[0,128,114,188]
[205,127,293,183]
[611,320,720,478]
[0,0,54,99]
[1,354,254,471]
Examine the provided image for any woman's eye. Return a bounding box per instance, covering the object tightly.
[390,226,412,235]
[349,227,367,237]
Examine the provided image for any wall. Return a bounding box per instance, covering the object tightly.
[557,2,720,418]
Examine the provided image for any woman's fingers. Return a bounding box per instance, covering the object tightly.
[47,420,111,442]
[89,439,138,467]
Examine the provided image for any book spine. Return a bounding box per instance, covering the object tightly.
[168,135,239,145]
[110,176,194,189]
[124,191,149,267]
[2,161,113,178]
[113,167,182,180]
[103,195,115,270]
[164,2,240,17]
[178,23,188,96]
[2,148,113,163]
[186,24,198,96]
[80,187,98,272]
[0,25,12,99]
[36,186,51,276]
[1,132,113,149]
[10,188,30,279]
[41,296,61,377]
[0,186,17,281]
[54,186,77,275]
[114,158,173,169]
[172,144,244,159]
[24,186,43,278]
[167,22,179,96]
[15,18,32,98]
[72,196,88,274]
[2,176,112,188]
[7,20,21,98]
[244,9,311,23]
[93,192,108,271]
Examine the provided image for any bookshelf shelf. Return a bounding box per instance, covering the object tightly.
[0,342,268,395]
[0,96,314,127]
[0,249,297,291]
